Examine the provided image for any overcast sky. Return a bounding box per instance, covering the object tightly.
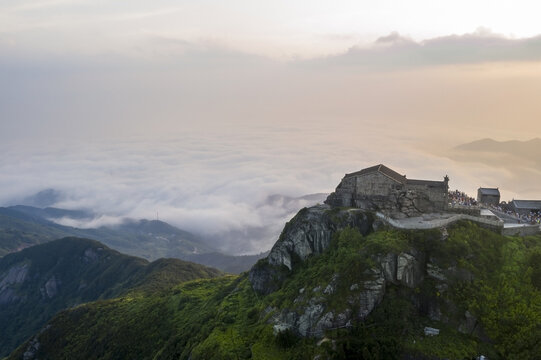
[2,0,541,59]
[1,1,541,253]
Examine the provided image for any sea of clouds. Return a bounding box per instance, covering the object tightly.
[2,124,528,254]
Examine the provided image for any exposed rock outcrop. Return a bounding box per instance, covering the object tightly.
[250,205,374,294]
[43,276,59,298]
[250,204,485,340]
[0,263,29,305]
[396,252,424,288]
[0,263,29,289]
[266,205,374,271]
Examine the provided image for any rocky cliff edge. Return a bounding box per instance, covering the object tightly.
[248,204,484,341]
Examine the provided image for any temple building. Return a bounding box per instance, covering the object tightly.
[325,164,449,218]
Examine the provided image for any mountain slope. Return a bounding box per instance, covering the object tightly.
[0,237,222,357]
[0,206,264,273]
[9,206,541,359]
[452,137,541,170]
[0,209,73,257]
[455,137,541,158]
[0,206,214,259]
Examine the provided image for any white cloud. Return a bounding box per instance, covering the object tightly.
[0,128,442,253]
[1,128,540,254]
[50,215,125,229]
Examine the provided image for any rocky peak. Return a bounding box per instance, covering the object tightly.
[248,204,481,341]
[249,205,376,294]
[267,204,375,271]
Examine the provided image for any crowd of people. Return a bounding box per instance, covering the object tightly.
[495,204,541,225]
[516,210,541,224]
[448,190,478,207]
[448,190,541,225]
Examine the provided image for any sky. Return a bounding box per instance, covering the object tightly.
[1,1,541,253]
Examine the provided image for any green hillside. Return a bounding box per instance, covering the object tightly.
[0,211,72,257]
[0,206,264,273]
[0,206,214,261]
[0,237,222,357]
[9,221,541,359]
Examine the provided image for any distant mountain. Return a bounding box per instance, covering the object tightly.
[0,206,212,259]
[454,138,541,165]
[447,138,541,199]
[0,208,73,256]
[9,205,94,220]
[0,237,221,357]
[0,205,265,273]
[18,189,64,208]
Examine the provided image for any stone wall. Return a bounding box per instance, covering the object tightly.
[447,205,481,216]
[326,171,448,218]
[406,183,447,211]
[355,173,399,196]
[502,225,541,237]
[375,212,504,233]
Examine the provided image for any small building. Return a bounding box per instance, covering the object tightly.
[477,188,500,206]
[510,200,541,216]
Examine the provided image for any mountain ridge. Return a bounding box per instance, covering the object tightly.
[454,137,541,163]
[0,237,222,357]
[0,205,265,273]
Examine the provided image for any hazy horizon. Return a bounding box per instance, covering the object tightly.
[2,1,541,253]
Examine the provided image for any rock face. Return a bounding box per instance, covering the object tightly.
[355,269,386,318]
[249,204,429,337]
[263,245,470,339]
[250,205,374,294]
[266,205,374,271]
[0,263,29,305]
[272,296,352,337]
[43,276,59,298]
[396,253,424,288]
[267,253,423,339]
[248,204,480,339]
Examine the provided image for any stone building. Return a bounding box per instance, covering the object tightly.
[477,188,500,206]
[510,200,541,215]
[325,164,449,218]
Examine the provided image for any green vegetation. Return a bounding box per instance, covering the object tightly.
[7,222,541,359]
[0,237,221,357]
[0,212,72,257]
[0,206,264,273]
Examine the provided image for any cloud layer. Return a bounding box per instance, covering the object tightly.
[2,126,539,255]
[310,29,541,70]
[0,127,455,253]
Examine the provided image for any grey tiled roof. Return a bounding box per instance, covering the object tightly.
[512,200,541,210]
[478,188,500,196]
[345,164,446,187]
[345,164,406,184]
[407,179,446,187]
